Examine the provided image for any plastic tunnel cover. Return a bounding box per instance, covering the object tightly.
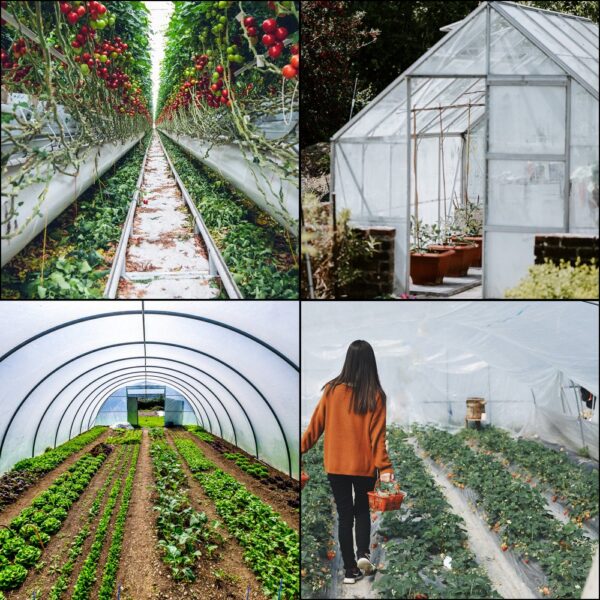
[0,301,299,477]
[302,301,599,459]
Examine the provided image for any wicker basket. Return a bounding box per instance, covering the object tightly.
[301,472,309,490]
[368,480,407,512]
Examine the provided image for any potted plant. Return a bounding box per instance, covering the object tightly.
[426,221,476,277]
[452,197,483,267]
[410,218,455,285]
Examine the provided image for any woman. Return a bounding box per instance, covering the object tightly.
[301,340,394,585]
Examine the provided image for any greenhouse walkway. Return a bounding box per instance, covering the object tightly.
[117,134,219,299]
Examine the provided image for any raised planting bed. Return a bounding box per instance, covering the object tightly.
[0,451,109,591]
[415,426,595,599]
[459,427,598,524]
[0,427,107,511]
[1,135,151,299]
[300,439,336,599]
[173,437,299,599]
[374,428,499,600]
[159,134,298,299]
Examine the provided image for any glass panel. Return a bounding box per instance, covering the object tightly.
[334,142,365,218]
[490,9,563,74]
[489,86,566,155]
[414,10,486,75]
[484,231,536,298]
[488,160,565,227]
[343,81,407,139]
[547,16,597,58]
[569,82,599,232]
[464,121,486,204]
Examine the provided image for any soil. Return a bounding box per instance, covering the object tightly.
[165,430,269,600]
[0,429,111,522]
[181,430,299,531]
[5,444,121,599]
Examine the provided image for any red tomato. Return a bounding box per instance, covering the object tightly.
[268,42,283,59]
[290,55,299,70]
[282,64,297,79]
[262,18,277,33]
[275,27,288,41]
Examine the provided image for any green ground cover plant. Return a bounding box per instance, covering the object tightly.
[138,415,164,428]
[415,426,595,599]
[185,425,214,443]
[48,446,129,600]
[149,435,222,582]
[105,430,142,445]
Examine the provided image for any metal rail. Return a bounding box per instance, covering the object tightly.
[103,139,151,298]
[157,132,243,299]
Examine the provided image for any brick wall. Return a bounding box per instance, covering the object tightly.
[534,234,599,266]
[340,227,395,298]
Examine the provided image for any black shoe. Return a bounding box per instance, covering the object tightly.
[343,567,363,584]
[357,553,375,575]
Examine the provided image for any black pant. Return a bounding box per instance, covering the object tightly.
[328,473,377,570]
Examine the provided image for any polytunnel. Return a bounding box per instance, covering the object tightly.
[302,300,599,458]
[0,300,300,477]
[331,1,599,298]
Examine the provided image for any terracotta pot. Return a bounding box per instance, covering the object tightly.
[429,244,473,277]
[464,236,482,267]
[410,249,455,285]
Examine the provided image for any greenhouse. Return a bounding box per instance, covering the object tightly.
[0,300,299,598]
[331,1,599,298]
[1,1,299,299]
[301,301,598,599]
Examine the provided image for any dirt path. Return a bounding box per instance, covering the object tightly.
[181,430,299,531]
[165,430,269,600]
[0,429,110,522]
[408,437,537,599]
[6,445,120,599]
[116,430,166,600]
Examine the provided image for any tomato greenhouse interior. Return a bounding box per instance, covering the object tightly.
[0,300,299,599]
[1,1,299,300]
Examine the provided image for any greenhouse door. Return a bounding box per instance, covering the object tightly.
[483,77,569,298]
[164,399,184,427]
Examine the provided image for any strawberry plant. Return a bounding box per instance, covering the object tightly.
[415,426,595,599]
[300,439,335,598]
[460,426,598,522]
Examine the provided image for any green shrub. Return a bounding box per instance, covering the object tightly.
[0,564,27,590]
[505,259,598,299]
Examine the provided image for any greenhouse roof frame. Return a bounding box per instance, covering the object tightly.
[333,0,599,142]
[0,302,298,477]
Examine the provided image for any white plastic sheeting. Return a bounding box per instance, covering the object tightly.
[0,301,299,476]
[302,301,599,459]
[331,1,599,297]
[1,134,144,267]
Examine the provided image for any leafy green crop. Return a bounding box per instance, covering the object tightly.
[0,452,107,591]
[105,430,143,445]
[185,425,214,443]
[505,259,599,299]
[150,438,222,582]
[223,452,269,479]
[160,134,298,299]
[175,439,299,598]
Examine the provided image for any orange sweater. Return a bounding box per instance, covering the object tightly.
[301,383,393,477]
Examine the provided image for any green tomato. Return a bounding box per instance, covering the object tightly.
[212,72,220,83]
[99,54,107,63]
[110,51,118,59]
[95,18,107,30]
[72,46,82,55]
[234,54,244,63]
[90,20,99,30]
[108,15,116,26]
[218,1,228,8]
[219,15,227,25]
[227,45,236,54]
[80,63,90,76]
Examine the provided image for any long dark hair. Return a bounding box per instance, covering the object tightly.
[322,340,386,414]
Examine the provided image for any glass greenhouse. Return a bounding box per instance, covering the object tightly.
[331,1,599,298]
[0,301,299,477]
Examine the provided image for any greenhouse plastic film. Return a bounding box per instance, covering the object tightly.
[1,134,144,267]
